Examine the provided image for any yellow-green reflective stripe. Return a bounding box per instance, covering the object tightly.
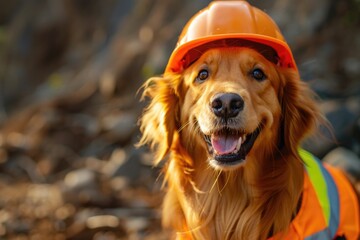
[299,149,330,225]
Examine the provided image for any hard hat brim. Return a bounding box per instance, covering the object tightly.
[165,33,297,74]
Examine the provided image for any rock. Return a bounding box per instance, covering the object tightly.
[102,148,127,176]
[323,147,360,180]
[26,184,63,209]
[54,204,76,221]
[63,169,100,205]
[304,97,360,157]
[68,210,126,240]
[74,209,100,225]
[36,156,56,177]
[102,147,152,184]
[86,215,119,229]
[103,208,158,219]
[103,149,141,181]
[124,217,149,233]
[64,169,97,190]
[62,168,116,207]
[100,111,137,143]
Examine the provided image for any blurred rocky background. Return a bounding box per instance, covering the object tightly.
[0,0,359,239]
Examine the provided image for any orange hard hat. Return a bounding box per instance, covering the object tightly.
[165,1,297,73]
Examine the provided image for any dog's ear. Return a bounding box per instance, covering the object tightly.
[138,74,182,165]
[279,69,321,154]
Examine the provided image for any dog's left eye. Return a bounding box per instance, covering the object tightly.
[251,68,266,81]
[196,69,209,83]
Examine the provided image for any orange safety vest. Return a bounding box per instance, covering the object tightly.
[278,149,360,240]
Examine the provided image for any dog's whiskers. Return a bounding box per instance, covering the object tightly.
[178,120,191,132]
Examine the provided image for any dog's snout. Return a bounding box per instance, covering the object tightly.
[211,93,244,118]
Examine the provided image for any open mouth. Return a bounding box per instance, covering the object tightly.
[203,126,261,167]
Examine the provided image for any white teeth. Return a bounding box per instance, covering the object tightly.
[232,135,247,154]
[235,136,243,152]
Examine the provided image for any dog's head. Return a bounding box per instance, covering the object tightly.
[139,1,321,173]
[139,45,320,172]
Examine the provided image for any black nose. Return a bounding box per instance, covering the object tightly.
[211,93,244,118]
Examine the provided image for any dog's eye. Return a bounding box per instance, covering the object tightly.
[196,69,209,83]
[251,68,266,81]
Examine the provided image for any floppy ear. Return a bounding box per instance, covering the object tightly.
[279,69,321,154]
[138,74,182,165]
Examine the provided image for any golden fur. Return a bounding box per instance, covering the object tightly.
[139,47,321,239]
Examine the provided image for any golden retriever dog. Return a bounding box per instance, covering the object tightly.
[138,2,359,240]
[139,46,313,239]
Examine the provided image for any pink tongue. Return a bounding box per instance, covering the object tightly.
[211,134,240,155]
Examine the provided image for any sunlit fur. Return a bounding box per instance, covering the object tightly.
[138,48,321,240]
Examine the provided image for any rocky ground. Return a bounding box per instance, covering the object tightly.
[0,0,359,239]
[0,94,168,239]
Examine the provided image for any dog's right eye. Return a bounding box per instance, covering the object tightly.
[251,68,267,81]
[195,69,209,83]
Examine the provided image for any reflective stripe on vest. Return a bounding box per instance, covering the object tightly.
[299,149,340,239]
